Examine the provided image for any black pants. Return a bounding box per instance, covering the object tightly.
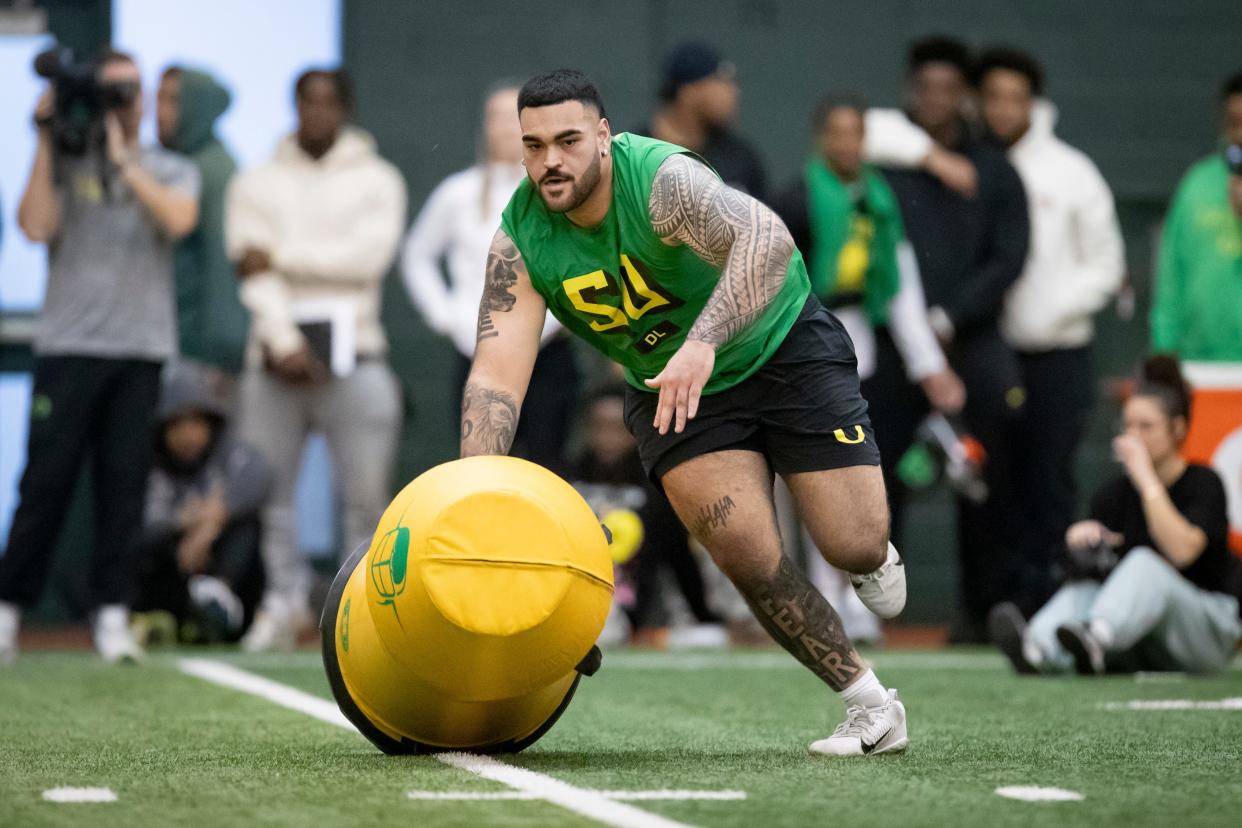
[0,356,162,609]
[132,516,265,635]
[455,335,582,476]
[1012,346,1094,611]
[863,328,1031,636]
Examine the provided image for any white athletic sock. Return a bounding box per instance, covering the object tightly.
[838,668,887,709]
[1088,618,1116,649]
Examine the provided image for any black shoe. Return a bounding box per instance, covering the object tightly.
[987,602,1037,674]
[1056,623,1105,675]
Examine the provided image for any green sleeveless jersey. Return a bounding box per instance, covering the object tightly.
[500,132,809,394]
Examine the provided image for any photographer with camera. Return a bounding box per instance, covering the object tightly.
[0,49,200,666]
[989,356,1242,675]
[1151,71,1242,361]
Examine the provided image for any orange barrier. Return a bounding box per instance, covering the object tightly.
[1181,363,1242,556]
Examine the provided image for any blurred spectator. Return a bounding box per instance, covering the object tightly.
[974,47,1125,610]
[1151,71,1242,360]
[865,36,1031,641]
[225,68,406,651]
[401,82,580,474]
[158,66,248,394]
[772,93,963,642]
[642,42,766,199]
[570,386,724,648]
[990,356,1241,675]
[131,365,270,644]
[0,50,199,666]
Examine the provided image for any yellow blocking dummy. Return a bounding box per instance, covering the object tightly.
[321,456,614,754]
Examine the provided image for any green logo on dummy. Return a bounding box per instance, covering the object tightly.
[370,526,410,628]
[339,598,351,653]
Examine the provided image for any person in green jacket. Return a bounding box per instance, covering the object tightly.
[1151,72,1242,361]
[158,66,248,381]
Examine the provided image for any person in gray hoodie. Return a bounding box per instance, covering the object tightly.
[132,365,271,642]
[158,66,248,385]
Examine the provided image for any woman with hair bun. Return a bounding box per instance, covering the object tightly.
[989,354,1242,674]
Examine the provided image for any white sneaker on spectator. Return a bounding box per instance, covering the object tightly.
[0,601,20,666]
[241,595,307,653]
[666,622,729,650]
[93,605,143,664]
[849,543,907,620]
[809,689,908,757]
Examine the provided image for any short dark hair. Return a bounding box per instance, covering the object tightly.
[518,69,606,118]
[907,36,972,78]
[811,93,866,133]
[98,47,137,66]
[1137,354,1192,424]
[974,47,1044,96]
[1221,71,1242,103]
[295,68,355,113]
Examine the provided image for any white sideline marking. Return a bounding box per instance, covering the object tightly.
[177,658,700,828]
[42,787,117,803]
[995,786,1084,802]
[1102,697,1242,711]
[407,789,747,801]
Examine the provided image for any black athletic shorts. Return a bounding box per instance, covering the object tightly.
[624,295,881,486]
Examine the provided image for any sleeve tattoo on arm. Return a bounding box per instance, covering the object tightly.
[476,231,521,342]
[461,382,518,456]
[648,154,795,347]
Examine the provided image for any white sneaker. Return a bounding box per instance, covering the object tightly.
[0,601,20,666]
[810,689,908,757]
[849,543,907,620]
[240,595,307,653]
[93,605,144,664]
[666,623,729,650]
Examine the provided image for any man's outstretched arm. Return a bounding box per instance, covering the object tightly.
[646,153,795,433]
[460,227,546,457]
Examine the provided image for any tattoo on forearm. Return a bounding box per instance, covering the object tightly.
[476,231,521,342]
[648,154,794,348]
[744,556,863,691]
[692,495,736,540]
[460,382,518,456]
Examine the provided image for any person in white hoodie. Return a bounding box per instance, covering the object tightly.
[225,68,407,650]
[974,48,1125,610]
[402,83,580,474]
[866,47,1125,616]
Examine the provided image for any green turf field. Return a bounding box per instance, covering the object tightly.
[1,647,1239,827]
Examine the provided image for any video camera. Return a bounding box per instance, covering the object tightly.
[33,44,139,156]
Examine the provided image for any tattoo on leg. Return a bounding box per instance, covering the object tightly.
[692,495,736,540]
[461,383,518,456]
[743,556,863,690]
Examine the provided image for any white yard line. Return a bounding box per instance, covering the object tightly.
[995,785,1083,802]
[407,790,747,801]
[1102,697,1242,711]
[176,658,701,828]
[41,787,118,803]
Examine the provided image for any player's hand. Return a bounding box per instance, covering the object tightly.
[920,369,966,414]
[1065,519,1124,552]
[924,147,977,198]
[1112,433,1159,492]
[644,339,715,435]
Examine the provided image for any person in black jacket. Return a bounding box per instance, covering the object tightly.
[866,36,1033,641]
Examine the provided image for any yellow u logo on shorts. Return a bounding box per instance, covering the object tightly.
[833,425,866,445]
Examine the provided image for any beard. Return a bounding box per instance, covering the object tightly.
[538,151,602,214]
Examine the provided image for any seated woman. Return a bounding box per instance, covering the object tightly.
[990,355,1241,674]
